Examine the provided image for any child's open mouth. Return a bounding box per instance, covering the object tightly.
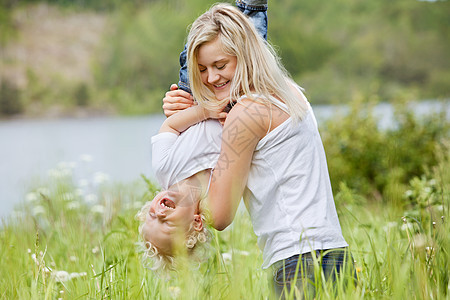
[161,198,175,209]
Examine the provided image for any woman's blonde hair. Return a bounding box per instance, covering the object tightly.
[187,3,309,121]
[135,201,210,272]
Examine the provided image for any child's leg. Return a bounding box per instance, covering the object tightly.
[177,0,268,94]
[235,0,268,40]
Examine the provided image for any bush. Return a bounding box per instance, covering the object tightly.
[0,79,23,115]
[322,99,450,202]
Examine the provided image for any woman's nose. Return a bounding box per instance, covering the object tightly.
[208,70,219,84]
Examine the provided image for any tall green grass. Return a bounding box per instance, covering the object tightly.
[0,145,448,299]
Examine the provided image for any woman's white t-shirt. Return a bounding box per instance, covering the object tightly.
[151,93,347,269]
[242,95,348,269]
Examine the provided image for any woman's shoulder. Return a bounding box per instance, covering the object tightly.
[225,97,271,137]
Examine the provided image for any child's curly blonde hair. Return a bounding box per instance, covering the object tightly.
[135,201,210,271]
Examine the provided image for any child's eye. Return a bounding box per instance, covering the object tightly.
[217,64,225,70]
[199,67,206,73]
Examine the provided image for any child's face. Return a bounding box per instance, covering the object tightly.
[197,37,237,101]
[141,180,203,255]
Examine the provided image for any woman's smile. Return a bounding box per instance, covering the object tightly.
[197,37,237,101]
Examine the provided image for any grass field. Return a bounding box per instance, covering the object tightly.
[0,151,448,300]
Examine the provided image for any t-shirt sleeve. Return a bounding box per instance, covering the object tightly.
[151,132,178,187]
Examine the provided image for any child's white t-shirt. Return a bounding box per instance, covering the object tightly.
[151,119,222,190]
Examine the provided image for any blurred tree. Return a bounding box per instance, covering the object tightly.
[0,79,22,115]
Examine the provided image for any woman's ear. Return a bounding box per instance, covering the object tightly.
[193,214,203,231]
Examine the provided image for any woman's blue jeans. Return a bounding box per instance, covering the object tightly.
[272,248,356,299]
[177,0,268,94]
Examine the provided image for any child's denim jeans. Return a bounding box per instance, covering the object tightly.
[272,248,356,299]
[177,0,268,94]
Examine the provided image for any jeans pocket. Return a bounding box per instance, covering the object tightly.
[274,257,314,286]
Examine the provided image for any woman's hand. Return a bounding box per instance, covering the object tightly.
[162,84,195,117]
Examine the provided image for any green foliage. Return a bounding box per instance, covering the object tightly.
[1,0,449,115]
[0,2,16,46]
[73,82,90,107]
[322,99,450,201]
[272,0,450,103]
[94,1,201,114]
[0,78,22,115]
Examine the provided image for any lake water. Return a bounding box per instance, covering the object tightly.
[1,101,448,218]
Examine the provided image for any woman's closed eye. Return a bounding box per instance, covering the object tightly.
[216,64,226,70]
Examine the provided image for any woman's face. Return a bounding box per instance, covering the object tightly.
[197,37,238,101]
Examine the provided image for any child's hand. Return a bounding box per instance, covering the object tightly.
[202,102,228,125]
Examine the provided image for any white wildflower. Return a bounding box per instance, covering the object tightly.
[47,168,61,179]
[401,223,414,231]
[169,286,181,298]
[67,201,80,210]
[93,172,110,185]
[413,234,427,249]
[75,189,84,197]
[32,205,46,216]
[69,256,77,262]
[62,192,74,202]
[235,250,250,256]
[85,194,98,204]
[91,205,105,214]
[387,221,397,228]
[222,252,232,263]
[69,272,87,280]
[26,192,38,203]
[80,154,93,163]
[92,246,100,254]
[57,162,68,169]
[404,190,413,198]
[53,271,70,282]
[27,249,32,254]
[78,179,89,188]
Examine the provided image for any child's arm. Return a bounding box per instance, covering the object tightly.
[159,105,227,135]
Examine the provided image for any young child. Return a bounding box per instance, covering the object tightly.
[136,105,225,270]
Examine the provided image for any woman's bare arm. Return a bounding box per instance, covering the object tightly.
[207,99,270,230]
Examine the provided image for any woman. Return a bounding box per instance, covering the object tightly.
[163,3,353,298]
